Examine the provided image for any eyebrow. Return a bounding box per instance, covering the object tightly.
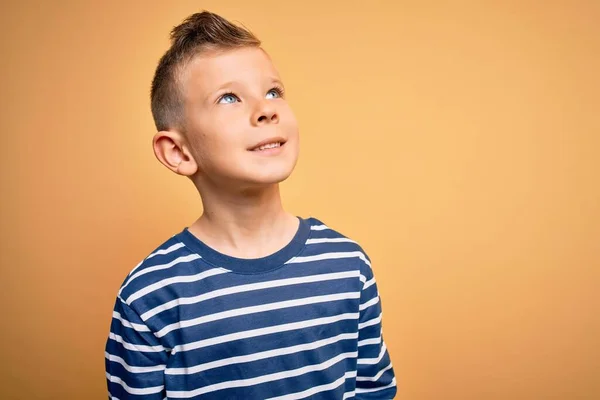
[204,81,236,103]
[269,77,284,87]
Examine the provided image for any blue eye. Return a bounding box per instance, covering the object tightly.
[266,87,283,99]
[219,94,238,104]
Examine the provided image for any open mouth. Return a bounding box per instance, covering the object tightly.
[249,139,286,152]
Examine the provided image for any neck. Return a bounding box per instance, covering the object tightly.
[188,183,299,259]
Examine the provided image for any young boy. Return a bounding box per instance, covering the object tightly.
[105,11,396,399]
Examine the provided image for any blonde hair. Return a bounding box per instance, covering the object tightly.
[150,11,261,131]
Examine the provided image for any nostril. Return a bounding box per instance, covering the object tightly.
[258,115,267,123]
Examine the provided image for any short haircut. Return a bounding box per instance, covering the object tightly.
[150,11,261,131]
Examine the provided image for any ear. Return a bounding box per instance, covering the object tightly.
[152,130,198,176]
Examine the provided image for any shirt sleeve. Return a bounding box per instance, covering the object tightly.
[105,297,168,399]
[356,263,397,399]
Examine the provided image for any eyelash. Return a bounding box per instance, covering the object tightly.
[269,85,285,98]
[219,86,285,103]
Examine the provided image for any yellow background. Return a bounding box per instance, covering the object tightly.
[1,1,598,399]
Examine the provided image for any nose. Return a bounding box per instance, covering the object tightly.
[252,100,279,126]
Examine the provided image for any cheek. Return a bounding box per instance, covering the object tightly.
[211,112,247,145]
[190,119,238,156]
[280,109,299,137]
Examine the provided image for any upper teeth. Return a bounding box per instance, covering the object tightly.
[257,142,281,151]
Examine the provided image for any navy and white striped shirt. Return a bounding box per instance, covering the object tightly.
[105,217,396,399]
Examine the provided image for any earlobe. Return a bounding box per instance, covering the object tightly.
[152,131,198,176]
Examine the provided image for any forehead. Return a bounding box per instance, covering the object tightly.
[182,47,280,93]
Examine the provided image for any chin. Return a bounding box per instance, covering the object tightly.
[245,153,298,186]
[249,167,294,186]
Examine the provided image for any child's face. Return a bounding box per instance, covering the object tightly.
[180,47,299,190]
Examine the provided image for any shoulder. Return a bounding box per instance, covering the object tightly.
[115,231,209,304]
[303,216,374,278]
[305,216,365,249]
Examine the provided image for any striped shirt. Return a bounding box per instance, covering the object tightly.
[105,217,396,399]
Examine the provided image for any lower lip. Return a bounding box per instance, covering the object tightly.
[249,143,286,156]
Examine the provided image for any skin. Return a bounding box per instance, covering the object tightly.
[152,46,301,259]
